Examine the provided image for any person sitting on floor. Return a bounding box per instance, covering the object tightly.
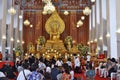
[86,63,95,80]
[107,58,118,77]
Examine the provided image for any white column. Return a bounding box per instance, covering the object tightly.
[1,0,7,60]
[106,0,111,58]
[109,0,117,58]
[0,0,3,48]
[91,8,94,42]
[98,0,104,52]
[89,11,92,43]
[92,5,96,41]
[116,0,120,58]
[19,10,23,59]
[9,0,16,61]
[14,5,20,48]
[101,0,107,52]
[96,0,100,52]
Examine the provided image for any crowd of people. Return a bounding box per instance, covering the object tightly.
[0,54,119,80]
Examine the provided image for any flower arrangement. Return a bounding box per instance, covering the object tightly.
[64,36,73,50]
[77,43,89,56]
[15,45,22,57]
[37,36,46,46]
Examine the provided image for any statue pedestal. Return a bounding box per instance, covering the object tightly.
[45,40,66,50]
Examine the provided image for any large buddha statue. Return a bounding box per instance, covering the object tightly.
[50,22,60,40]
[45,11,65,41]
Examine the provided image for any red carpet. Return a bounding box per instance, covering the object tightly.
[74,71,111,80]
[0,61,14,68]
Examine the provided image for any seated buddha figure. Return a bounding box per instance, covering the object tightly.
[50,22,60,41]
[28,43,35,53]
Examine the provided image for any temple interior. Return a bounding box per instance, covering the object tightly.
[0,0,120,80]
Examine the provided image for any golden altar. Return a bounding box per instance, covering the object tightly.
[35,11,67,59]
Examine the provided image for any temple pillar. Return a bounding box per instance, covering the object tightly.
[95,0,100,53]
[109,0,117,58]
[14,5,20,48]
[116,0,120,59]
[9,0,16,61]
[106,0,111,58]
[1,0,7,60]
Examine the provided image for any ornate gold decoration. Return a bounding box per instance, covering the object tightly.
[45,11,65,35]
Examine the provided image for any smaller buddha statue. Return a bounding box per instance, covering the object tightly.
[67,41,71,51]
[28,43,35,53]
[36,38,41,51]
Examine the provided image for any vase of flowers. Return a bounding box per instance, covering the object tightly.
[77,43,89,58]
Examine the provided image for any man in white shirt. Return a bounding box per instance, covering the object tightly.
[17,63,31,80]
[0,71,5,77]
[55,58,63,67]
[86,53,91,62]
[74,56,80,68]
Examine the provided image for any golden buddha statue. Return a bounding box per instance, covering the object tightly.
[50,22,60,40]
[45,11,65,41]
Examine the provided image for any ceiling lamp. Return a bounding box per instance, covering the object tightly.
[83,7,91,16]
[94,38,97,42]
[8,7,16,15]
[91,0,96,2]
[90,40,93,43]
[87,41,90,45]
[17,40,20,43]
[10,37,14,41]
[19,15,22,19]
[77,20,83,27]
[2,35,6,39]
[116,29,120,33]
[64,11,69,15]
[99,36,103,40]
[76,25,79,28]
[22,41,25,44]
[106,33,110,37]
[42,11,47,15]
[42,0,51,3]
[30,24,33,28]
[81,16,85,20]
[43,2,55,14]
[24,19,30,26]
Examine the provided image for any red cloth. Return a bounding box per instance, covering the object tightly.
[0,61,14,68]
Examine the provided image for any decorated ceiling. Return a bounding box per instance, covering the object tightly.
[15,0,92,11]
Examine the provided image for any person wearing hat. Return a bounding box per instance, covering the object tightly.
[107,58,118,77]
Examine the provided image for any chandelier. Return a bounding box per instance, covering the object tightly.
[42,0,51,4]
[106,33,110,37]
[8,0,16,15]
[8,7,16,15]
[43,2,55,14]
[77,20,83,27]
[24,20,30,26]
[91,0,96,2]
[83,7,91,16]
[81,16,85,20]
[64,11,69,15]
